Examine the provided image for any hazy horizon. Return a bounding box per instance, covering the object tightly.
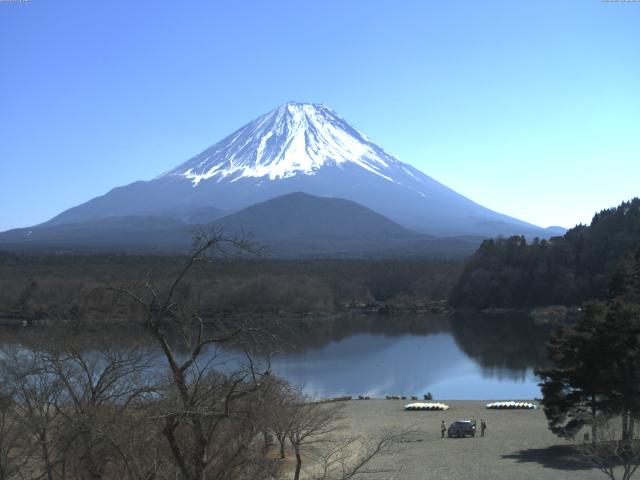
[1,0,638,232]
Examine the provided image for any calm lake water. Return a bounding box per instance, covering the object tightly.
[0,314,551,400]
[259,314,549,400]
[268,333,539,400]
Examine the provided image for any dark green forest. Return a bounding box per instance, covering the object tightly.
[0,253,462,323]
[535,226,640,443]
[450,198,640,309]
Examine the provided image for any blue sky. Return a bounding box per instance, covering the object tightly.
[1,0,638,231]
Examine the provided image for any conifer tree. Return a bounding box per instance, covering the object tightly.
[537,250,640,441]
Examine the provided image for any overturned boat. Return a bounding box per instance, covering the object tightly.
[485,401,537,410]
[404,402,450,411]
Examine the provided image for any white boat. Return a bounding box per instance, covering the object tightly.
[404,402,450,411]
[485,401,536,410]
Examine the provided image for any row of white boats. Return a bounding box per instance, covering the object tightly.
[404,402,450,411]
[404,401,537,411]
[485,401,537,410]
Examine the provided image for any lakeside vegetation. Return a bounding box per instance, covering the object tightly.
[450,198,640,310]
[0,253,462,323]
[3,198,640,327]
[533,239,640,480]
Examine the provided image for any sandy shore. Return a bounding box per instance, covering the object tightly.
[335,400,604,480]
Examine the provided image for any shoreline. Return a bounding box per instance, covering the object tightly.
[0,303,577,327]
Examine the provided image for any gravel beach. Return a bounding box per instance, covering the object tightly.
[336,400,605,480]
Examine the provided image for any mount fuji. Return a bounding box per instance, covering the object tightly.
[0,102,562,255]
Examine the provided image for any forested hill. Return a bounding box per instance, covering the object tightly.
[450,198,640,309]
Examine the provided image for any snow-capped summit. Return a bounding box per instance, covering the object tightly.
[37,102,556,239]
[161,102,408,186]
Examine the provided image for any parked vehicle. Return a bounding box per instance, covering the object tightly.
[447,420,476,438]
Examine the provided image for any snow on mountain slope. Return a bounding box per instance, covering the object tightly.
[161,102,402,185]
[36,101,557,239]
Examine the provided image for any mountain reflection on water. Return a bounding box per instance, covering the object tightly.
[262,313,550,400]
[0,313,551,400]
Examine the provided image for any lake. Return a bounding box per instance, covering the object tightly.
[0,313,551,400]
[217,313,550,400]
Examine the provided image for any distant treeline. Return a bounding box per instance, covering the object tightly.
[0,253,462,322]
[450,198,640,309]
[7,198,637,319]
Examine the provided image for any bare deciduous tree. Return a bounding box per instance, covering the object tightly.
[1,347,63,480]
[0,392,30,480]
[310,430,403,480]
[0,230,402,480]
[1,342,164,480]
[110,229,275,480]
[261,377,297,459]
[578,415,640,480]
[287,400,346,480]
[44,346,156,479]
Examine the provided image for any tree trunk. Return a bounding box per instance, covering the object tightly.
[275,433,286,458]
[293,443,302,480]
[622,411,629,442]
[191,439,206,480]
[200,447,208,480]
[155,327,209,480]
[39,430,54,480]
[591,393,598,442]
[163,419,191,479]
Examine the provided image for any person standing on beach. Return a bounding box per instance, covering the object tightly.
[441,420,447,438]
[480,419,487,437]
